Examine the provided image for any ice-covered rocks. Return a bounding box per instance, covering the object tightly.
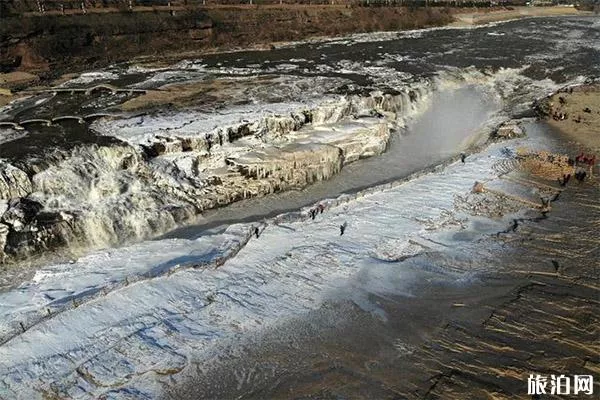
[371,238,424,262]
[0,198,79,260]
[0,116,391,263]
[230,144,342,183]
[0,86,429,263]
[0,223,8,263]
[494,121,525,139]
[291,118,390,162]
[228,118,390,185]
[1,198,44,232]
[454,190,526,218]
[0,161,32,200]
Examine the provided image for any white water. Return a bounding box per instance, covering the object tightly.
[0,64,578,272]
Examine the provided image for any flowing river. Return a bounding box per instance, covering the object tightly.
[0,15,598,399]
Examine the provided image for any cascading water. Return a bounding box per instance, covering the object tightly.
[0,83,439,262]
[0,15,597,265]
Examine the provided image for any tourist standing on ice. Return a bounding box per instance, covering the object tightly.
[575,169,587,182]
[340,221,347,236]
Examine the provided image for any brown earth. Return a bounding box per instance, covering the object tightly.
[0,6,453,81]
[542,84,600,153]
[1,5,592,85]
[119,75,277,111]
[0,71,39,106]
[449,5,587,26]
[0,71,39,87]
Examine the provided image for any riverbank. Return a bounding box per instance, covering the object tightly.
[539,83,600,153]
[0,6,451,81]
[0,6,593,89]
[450,5,588,26]
[164,89,600,400]
[160,85,600,399]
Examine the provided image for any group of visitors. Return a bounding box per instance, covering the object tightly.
[253,203,348,239]
[309,204,326,220]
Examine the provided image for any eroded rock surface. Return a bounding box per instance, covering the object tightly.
[0,90,413,263]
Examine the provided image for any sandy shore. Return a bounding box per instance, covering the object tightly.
[0,72,39,107]
[451,5,590,27]
[542,83,600,153]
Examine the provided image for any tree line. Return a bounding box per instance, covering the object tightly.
[1,0,538,16]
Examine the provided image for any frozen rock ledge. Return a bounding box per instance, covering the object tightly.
[0,110,394,263]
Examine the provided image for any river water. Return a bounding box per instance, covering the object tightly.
[0,15,598,400]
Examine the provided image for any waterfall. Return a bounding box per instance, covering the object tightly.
[0,78,440,263]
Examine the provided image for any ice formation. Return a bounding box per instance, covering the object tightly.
[0,54,580,263]
[0,87,429,262]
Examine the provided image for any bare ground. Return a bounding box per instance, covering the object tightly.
[544,84,600,153]
[450,5,589,27]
